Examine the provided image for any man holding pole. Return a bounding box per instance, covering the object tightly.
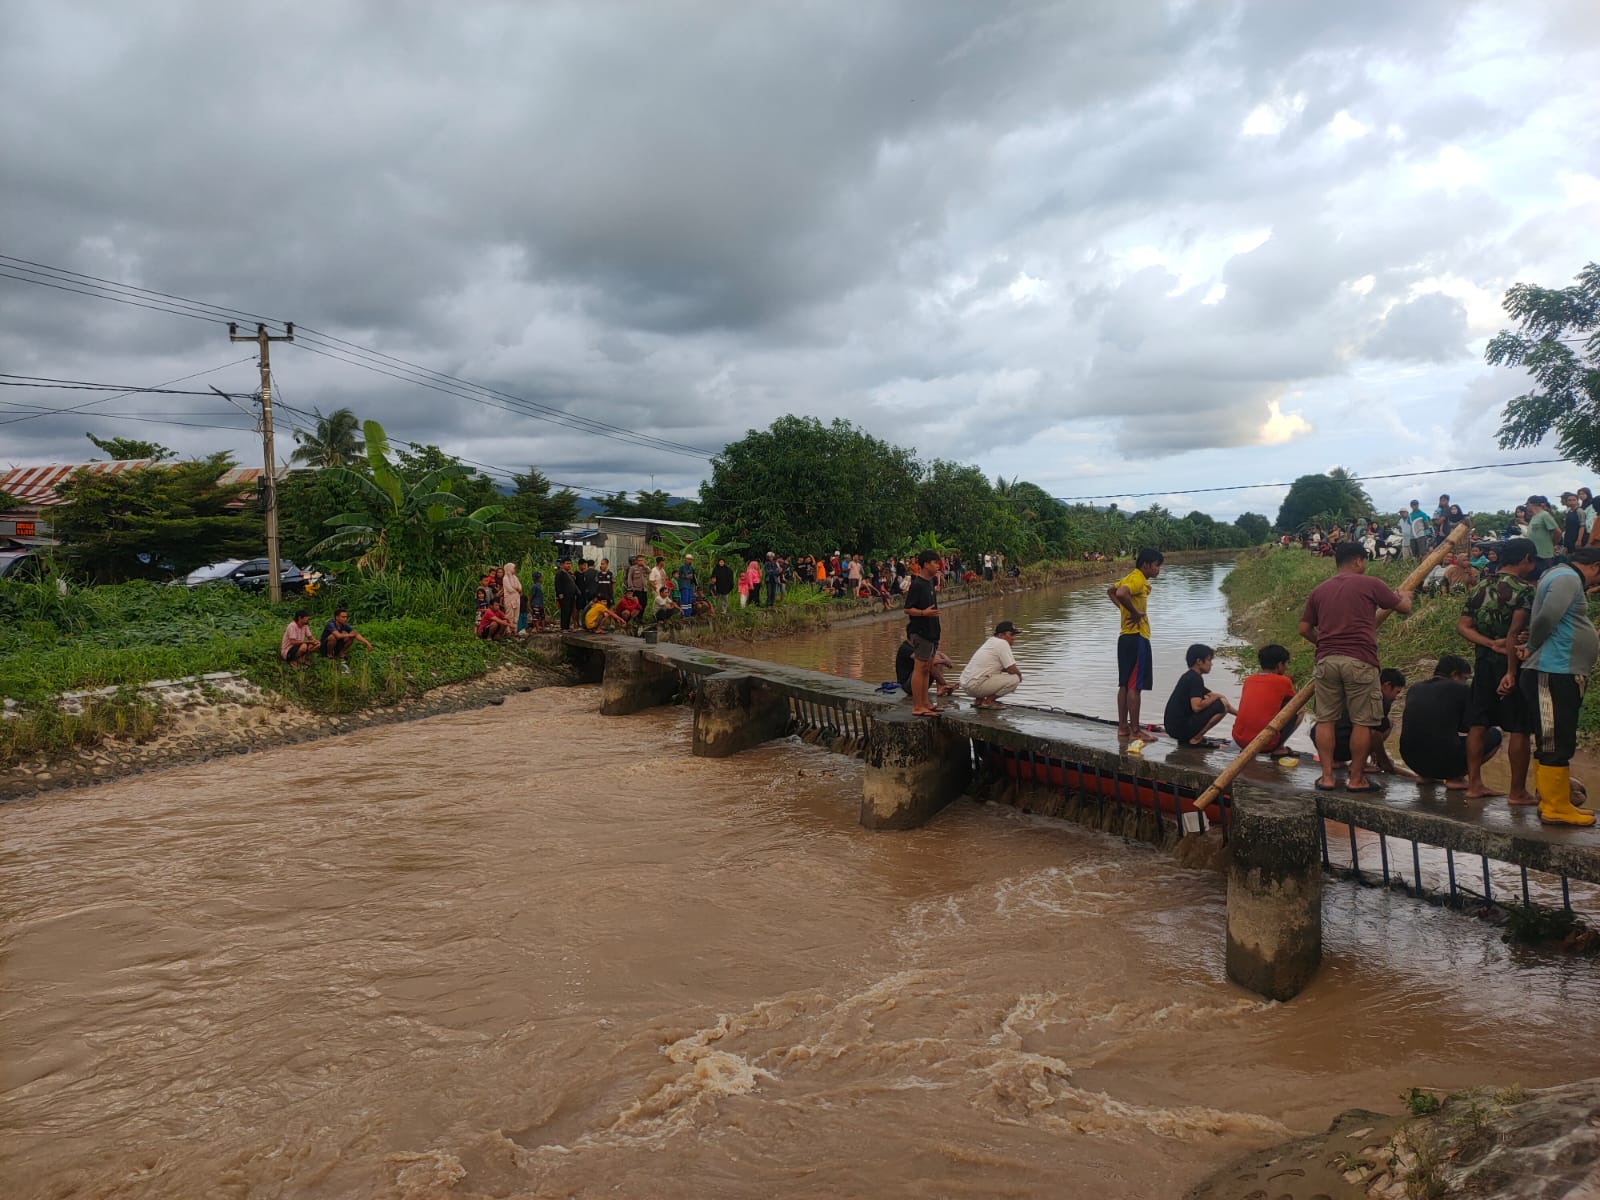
[1299,542,1414,793]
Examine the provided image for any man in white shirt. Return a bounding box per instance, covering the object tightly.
[959,621,1024,710]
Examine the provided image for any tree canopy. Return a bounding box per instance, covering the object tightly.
[84,432,175,461]
[1235,512,1272,544]
[700,416,1255,559]
[291,407,364,469]
[1487,262,1600,472]
[53,453,263,582]
[1274,469,1375,532]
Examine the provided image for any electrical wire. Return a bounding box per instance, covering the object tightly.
[0,360,256,427]
[0,253,716,460]
[1048,457,1571,503]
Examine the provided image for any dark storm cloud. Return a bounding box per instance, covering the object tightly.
[1,0,1597,490]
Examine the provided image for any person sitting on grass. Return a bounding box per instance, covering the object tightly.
[280,610,320,669]
[320,608,373,672]
[1398,655,1499,790]
[1230,643,1301,755]
[1163,643,1236,749]
[653,585,682,621]
[582,597,630,632]
[476,601,513,641]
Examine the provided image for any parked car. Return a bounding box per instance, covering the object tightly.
[0,550,43,581]
[183,557,310,594]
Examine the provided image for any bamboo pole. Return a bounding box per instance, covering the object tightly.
[1192,522,1472,810]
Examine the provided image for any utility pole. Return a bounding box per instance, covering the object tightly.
[229,321,294,604]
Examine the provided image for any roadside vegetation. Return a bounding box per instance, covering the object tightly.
[1221,548,1599,738]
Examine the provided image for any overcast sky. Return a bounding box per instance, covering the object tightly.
[2,0,1597,521]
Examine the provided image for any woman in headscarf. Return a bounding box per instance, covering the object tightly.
[501,562,523,633]
[744,559,762,608]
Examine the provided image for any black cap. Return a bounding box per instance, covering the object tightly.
[995,620,1022,636]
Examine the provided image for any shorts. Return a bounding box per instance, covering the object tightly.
[908,633,938,662]
[1116,634,1153,692]
[283,643,309,663]
[1467,662,1532,734]
[1312,655,1382,727]
[1523,670,1585,767]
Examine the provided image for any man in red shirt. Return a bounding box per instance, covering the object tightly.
[1299,542,1413,792]
[1231,643,1300,754]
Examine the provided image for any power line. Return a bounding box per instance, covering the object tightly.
[1048,457,1571,502]
[0,360,256,427]
[0,253,717,461]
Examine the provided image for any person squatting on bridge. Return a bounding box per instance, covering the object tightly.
[1230,643,1301,755]
[958,621,1024,710]
[1109,547,1164,740]
[1520,546,1600,828]
[1299,541,1415,794]
[1163,643,1237,749]
[1397,656,1498,790]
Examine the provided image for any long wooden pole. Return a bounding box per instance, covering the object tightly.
[1192,522,1472,810]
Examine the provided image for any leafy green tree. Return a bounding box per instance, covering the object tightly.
[0,490,21,512]
[699,416,920,553]
[84,432,175,461]
[291,407,364,468]
[53,454,264,582]
[1487,262,1600,471]
[591,487,698,521]
[1274,469,1375,532]
[506,468,580,533]
[277,468,366,560]
[1235,512,1272,544]
[312,420,519,573]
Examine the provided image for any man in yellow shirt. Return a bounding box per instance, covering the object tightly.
[1107,548,1164,738]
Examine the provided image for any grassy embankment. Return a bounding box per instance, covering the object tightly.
[1221,549,1600,739]
[0,572,544,767]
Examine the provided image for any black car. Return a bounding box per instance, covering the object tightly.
[184,558,309,593]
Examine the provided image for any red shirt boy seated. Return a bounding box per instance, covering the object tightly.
[1232,643,1301,754]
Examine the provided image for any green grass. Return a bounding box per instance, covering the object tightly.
[0,574,540,766]
[1222,549,1600,738]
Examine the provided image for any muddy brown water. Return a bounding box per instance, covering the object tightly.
[5,563,1600,1198]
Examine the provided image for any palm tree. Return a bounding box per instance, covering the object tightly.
[309,419,516,572]
[292,407,364,468]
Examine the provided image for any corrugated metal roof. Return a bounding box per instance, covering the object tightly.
[0,460,283,508]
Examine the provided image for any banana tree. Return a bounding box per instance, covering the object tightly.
[309,419,518,572]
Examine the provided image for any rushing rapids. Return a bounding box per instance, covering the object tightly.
[5,675,1600,1198]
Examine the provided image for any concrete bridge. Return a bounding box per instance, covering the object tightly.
[563,632,1600,1003]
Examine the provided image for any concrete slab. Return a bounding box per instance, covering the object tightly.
[564,632,1600,884]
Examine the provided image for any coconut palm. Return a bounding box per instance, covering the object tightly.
[292,407,364,469]
[310,419,517,572]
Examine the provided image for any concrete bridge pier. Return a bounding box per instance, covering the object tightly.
[860,710,972,831]
[597,645,681,716]
[693,672,793,757]
[1225,783,1322,1001]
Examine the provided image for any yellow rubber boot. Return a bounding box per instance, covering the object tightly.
[1537,764,1595,827]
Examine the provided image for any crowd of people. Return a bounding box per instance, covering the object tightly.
[520,548,1020,633]
[1222,534,1597,828]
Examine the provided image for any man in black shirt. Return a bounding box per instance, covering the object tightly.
[903,549,944,716]
[1163,643,1235,747]
[554,559,579,630]
[1399,655,1500,787]
[320,608,373,668]
[594,558,615,605]
[579,560,599,607]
